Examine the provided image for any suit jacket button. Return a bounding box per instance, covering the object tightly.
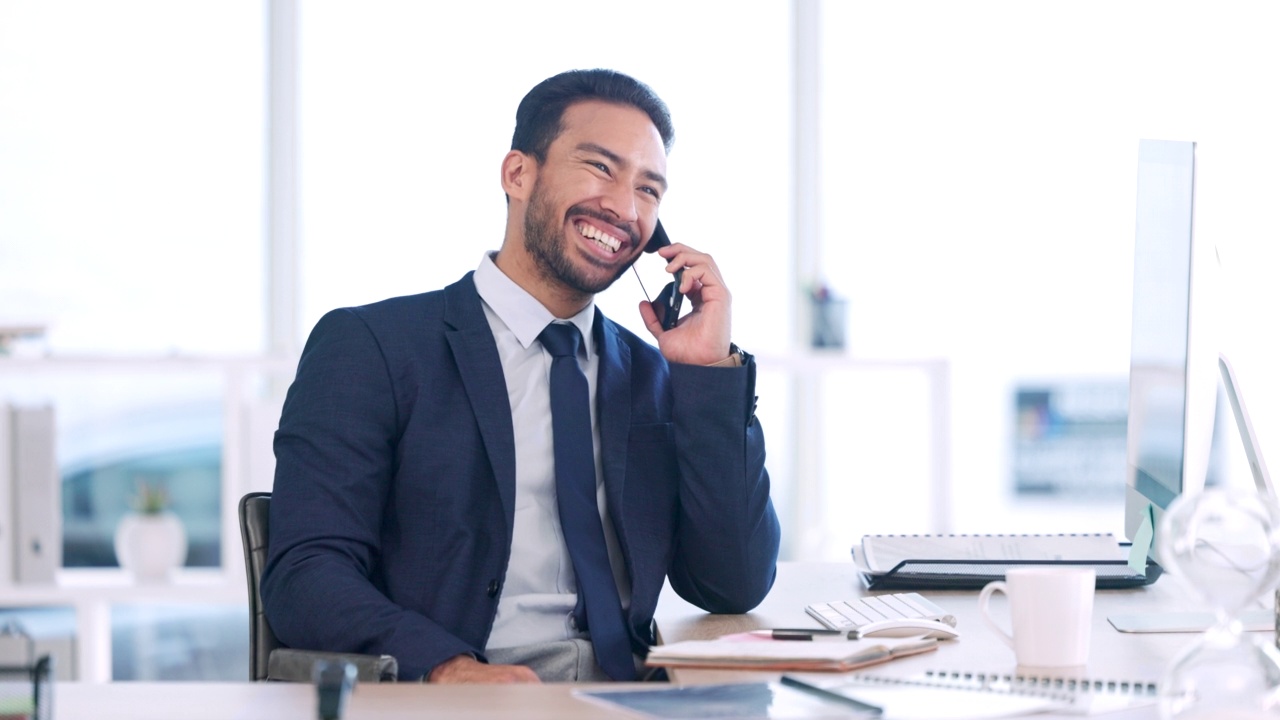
[487,579,500,598]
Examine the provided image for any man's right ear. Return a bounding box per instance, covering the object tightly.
[500,150,535,202]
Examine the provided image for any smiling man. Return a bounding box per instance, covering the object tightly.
[261,69,780,684]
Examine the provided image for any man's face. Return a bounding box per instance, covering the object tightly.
[521,100,668,295]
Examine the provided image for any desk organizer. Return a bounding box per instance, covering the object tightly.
[0,655,52,720]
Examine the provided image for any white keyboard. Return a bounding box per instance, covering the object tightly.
[806,592,957,633]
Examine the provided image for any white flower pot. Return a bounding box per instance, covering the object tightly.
[114,512,188,583]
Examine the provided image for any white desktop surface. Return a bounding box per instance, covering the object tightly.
[53,562,1266,719]
[54,681,648,720]
[654,561,1269,717]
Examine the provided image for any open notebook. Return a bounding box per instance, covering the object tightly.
[644,632,937,672]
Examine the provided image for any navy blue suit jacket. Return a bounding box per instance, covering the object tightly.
[262,273,780,680]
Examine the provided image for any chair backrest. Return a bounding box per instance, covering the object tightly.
[239,491,282,681]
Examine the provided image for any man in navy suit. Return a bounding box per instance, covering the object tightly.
[262,69,780,683]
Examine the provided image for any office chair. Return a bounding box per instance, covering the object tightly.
[239,491,399,682]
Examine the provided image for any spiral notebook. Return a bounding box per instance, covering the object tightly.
[854,533,1157,590]
[789,669,1158,718]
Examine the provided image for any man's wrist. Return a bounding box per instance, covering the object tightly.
[705,343,748,368]
[424,653,479,682]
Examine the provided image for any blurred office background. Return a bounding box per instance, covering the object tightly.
[1,0,1277,681]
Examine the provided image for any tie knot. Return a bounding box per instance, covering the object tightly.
[539,322,582,359]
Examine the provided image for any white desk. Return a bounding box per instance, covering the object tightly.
[54,681,644,720]
[52,562,1266,718]
[655,561,1206,680]
[654,561,1268,718]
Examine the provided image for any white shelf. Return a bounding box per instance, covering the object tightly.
[0,569,245,682]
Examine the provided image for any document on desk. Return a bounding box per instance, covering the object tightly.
[575,681,878,719]
[644,632,937,672]
[856,533,1149,590]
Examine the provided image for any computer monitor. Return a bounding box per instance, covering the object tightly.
[1122,139,1219,555]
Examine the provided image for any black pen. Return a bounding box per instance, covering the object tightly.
[780,675,884,715]
[748,628,850,641]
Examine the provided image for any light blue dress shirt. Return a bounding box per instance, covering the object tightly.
[472,252,632,651]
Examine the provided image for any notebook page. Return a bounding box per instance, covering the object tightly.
[802,671,1159,718]
[795,676,1057,719]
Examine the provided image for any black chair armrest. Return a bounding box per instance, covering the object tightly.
[267,648,399,683]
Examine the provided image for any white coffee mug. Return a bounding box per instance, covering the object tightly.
[979,566,1095,668]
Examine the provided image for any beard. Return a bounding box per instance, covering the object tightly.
[523,180,640,295]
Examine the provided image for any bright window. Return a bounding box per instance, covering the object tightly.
[0,0,266,355]
[0,0,264,571]
[296,1,792,355]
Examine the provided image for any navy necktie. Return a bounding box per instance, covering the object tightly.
[538,322,635,681]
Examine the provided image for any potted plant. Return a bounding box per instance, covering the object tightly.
[113,479,188,583]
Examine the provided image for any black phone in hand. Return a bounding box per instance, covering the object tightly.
[645,220,684,330]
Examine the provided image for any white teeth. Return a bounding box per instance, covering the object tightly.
[577,223,621,254]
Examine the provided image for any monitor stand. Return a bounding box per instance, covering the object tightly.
[1107,354,1276,634]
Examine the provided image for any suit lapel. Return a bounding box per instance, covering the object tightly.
[443,274,517,534]
[594,310,631,548]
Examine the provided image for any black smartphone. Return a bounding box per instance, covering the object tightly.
[644,220,684,331]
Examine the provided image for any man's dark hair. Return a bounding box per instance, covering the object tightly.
[511,69,674,162]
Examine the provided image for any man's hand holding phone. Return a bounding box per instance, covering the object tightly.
[638,240,734,367]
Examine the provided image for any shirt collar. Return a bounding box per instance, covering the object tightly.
[474,252,596,357]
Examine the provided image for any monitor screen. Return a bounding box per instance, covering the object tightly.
[1124,139,1217,547]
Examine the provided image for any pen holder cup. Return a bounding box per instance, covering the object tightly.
[810,297,848,350]
[0,656,52,720]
